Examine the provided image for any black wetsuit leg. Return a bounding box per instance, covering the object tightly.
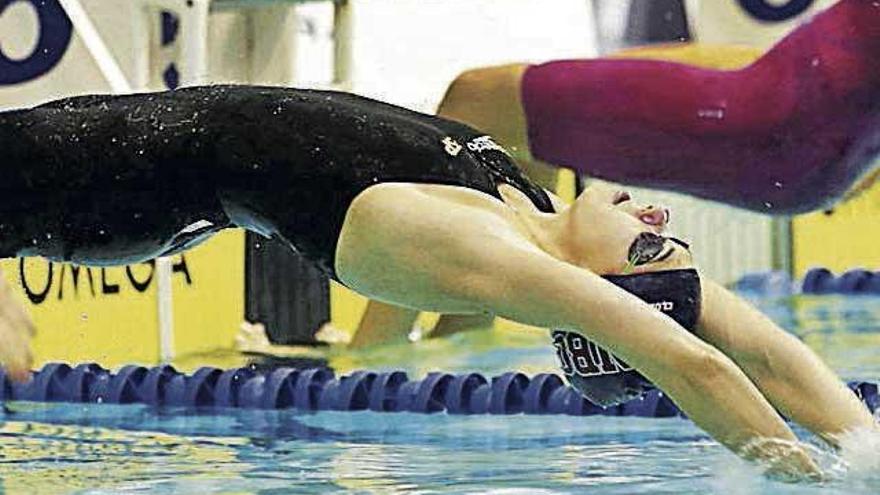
[0,93,230,265]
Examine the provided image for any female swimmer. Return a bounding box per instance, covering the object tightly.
[438,0,880,212]
[0,85,874,476]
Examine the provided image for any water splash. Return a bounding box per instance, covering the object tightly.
[834,425,880,479]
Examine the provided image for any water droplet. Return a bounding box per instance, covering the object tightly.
[764,202,773,209]
[697,108,725,120]
[96,396,103,404]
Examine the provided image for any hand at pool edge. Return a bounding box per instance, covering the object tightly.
[0,270,34,383]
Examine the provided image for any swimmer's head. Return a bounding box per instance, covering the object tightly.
[557,267,703,406]
[564,184,693,275]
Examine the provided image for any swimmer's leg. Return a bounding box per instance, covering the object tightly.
[428,314,495,339]
[443,0,880,213]
[336,183,817,476]
[349,300,419,348]
[438,64,560,191]
[352,303,494,345]
[696,279,876,445]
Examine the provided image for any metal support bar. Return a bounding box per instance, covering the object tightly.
[57,0,133,93]
[179,0,211,85]
[156,257,175,362]
[332,0,352,90]
[771,218,793,276]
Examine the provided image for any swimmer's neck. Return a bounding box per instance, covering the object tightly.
[531,206,589,266]
[496,185,583,267]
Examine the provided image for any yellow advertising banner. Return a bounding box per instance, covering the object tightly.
[1,230,245,369]
[793,182,880,277]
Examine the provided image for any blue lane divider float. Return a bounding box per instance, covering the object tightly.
[1,363,878,417]
[734,268,880,296]
[801,268,880,295]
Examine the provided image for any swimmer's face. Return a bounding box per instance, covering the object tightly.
[568,185,693,274]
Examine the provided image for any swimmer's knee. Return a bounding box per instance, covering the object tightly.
[440,64,527,110]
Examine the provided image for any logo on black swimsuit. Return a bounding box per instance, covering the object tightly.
[552,300,675,377]
[466,135,510,156]
[552,330,633,378]
[442,137,462,156]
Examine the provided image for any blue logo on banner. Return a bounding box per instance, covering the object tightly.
[737,0,815,22]
[0,0,73,85]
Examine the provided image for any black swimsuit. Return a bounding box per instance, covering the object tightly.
[0,85,553,280]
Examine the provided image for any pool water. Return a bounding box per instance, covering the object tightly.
[1,294,879,494]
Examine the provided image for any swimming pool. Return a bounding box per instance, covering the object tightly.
[1,293,878,494]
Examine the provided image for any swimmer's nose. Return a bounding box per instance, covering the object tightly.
[638,207,669,228]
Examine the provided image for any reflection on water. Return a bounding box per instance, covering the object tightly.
[0,294,878,494]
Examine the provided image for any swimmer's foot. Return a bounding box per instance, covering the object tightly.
[235,321,329,358]
[314,322,351,345]
[0,274,34,383]
[235,321,274,354]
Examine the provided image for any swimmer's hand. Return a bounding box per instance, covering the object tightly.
[742,437,824,482]
[0,273,34,383]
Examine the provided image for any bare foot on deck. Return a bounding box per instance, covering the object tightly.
[235,321,335,358]
[235,322,273,354]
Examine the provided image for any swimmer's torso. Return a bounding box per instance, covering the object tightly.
[0,85,553,276]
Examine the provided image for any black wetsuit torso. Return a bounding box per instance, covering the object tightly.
[0,85,554,279]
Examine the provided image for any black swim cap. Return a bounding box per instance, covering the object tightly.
[551,268,701,407]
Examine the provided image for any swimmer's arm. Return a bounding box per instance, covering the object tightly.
[695,279,876,445]
[339,183,816,475]
[467,248,817,475]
